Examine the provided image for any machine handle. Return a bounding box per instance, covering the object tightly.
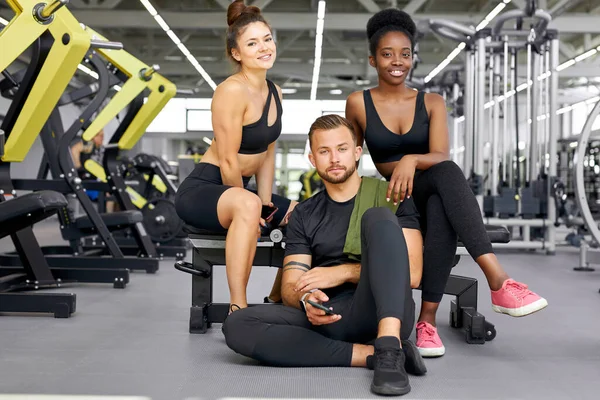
[491,9,551,38]
[90,40,124,50]
[174,260,210,278]
[428,19,475,43]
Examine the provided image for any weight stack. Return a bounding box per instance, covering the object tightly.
[492,188,518,218]
[520,187,541,219]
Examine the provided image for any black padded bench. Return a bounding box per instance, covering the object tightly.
[175,224,510,345]
[0,190,77,317]
[74,210,143,232]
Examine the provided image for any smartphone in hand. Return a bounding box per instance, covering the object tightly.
[307,299,337,316]
[261,205,278,221]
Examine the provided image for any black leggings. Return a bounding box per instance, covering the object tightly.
[413,161,493,303]
[222,207,415,367]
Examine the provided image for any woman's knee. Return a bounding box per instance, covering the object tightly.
[230,191,262,221]
[216,189,261,229]
[426,193,443,210]
[240,194,262,216]
[430,160,463,178]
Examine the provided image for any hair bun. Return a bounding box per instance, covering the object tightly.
[366,8,416,40]
[227,0,262,26]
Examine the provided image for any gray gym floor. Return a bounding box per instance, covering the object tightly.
[1,220,599,400]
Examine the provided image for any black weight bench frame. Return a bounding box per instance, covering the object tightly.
[176,225,510,345]
[0,190,78,318]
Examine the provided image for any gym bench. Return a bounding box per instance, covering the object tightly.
[175,225,510,344]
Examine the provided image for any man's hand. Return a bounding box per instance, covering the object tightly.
[305,290,341,326]
[294,267,346,292]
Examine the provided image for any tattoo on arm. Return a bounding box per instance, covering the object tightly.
[283,261,310,272]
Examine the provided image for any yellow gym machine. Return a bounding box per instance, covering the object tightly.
[0,0,131,294]
[73,28,184,255]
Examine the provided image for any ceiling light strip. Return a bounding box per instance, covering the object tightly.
[310,1,326,101]
[139,0,216,90]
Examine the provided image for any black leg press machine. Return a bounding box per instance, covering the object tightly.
[175,225,510,344]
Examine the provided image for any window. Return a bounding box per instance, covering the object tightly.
[187,110,213,131]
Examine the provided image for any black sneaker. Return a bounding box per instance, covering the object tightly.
[400,340,427,376]
[371,336,411,396]
[263,296,283,304]
[367,340,427,376]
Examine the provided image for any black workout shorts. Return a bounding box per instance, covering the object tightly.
[175,162,291,233]
[395,196,421,231]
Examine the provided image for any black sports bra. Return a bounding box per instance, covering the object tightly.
[238,79,283,155]
[363,90,430,164]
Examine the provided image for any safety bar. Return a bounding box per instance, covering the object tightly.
[429,19,475,44]
[90,39,123,50]
[491,9,551,38]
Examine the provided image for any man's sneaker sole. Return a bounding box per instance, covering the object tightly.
[371,382,411,396]
[492,298,548,317]
[417,345,445,358]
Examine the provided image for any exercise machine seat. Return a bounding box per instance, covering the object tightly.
[0,191,67,239]
[183,224,226,238]
[482,224,510,243]
[183,224,278,243]
[75,210,143,230]
[457,224,510,245]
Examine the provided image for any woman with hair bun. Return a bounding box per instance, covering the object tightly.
[345,8,547,358]
[175,0,296,314]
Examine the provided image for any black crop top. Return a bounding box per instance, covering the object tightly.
[238,79,283,155]
[363,90,430,164]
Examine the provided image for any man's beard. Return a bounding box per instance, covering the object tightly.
[319,163,356,184]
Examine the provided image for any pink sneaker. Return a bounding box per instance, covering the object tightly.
[416,321,445,357]
[491,279,548,317]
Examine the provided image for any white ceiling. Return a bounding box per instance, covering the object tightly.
[1,0,599,100]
